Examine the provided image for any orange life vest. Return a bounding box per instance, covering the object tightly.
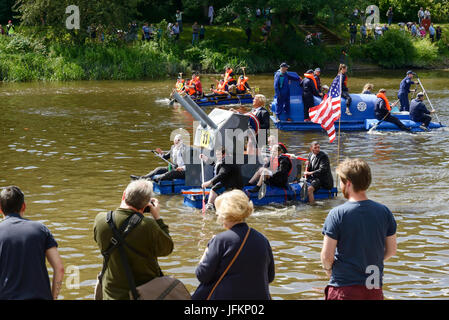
[213,82,227,94]
[303,73,318,91]
[194,76,203,94]
[225,68,233,81]
[186,79,196,95]
[237,76,249,91]
[376,92,391,111]
[176,79,185,92]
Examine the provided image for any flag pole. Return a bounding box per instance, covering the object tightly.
[335,73,343,191]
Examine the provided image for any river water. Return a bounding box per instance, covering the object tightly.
[1,70,448,300]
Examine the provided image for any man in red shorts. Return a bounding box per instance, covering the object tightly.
[320,158,397,300]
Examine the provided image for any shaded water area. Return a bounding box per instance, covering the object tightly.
[1,70,448,300]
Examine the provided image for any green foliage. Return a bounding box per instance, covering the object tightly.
[412,38,439,67]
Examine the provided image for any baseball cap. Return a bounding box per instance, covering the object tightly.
[314,68,321,72]
[280,62,289,68]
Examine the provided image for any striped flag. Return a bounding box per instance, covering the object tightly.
[308,75,342,143]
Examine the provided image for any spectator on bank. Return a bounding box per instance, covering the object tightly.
[172,22,180,41]
[360,24,367,42]
[0,24,5,35]
[0,186,65,300]
[429,24,436,42]
[130,21,138,41]
[261,23,269,43]
[436,26,442,41]
[192,21,200,45]
[424,8,431,21]
[321,158,397,300]
[176,10,183,33]
[208,5,214,25]
[418,7,424,25]
[419,26,426,38]
[349,23,357,44]
[192,190,275,300]
[94,180,174,300]
[411,23,418,37]
[6,20,15,37]
[386,7,393,26]
[256,8,262,18]
[199,25,205,40]
[142,23,151,41]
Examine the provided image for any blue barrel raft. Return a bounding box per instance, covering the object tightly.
[152,179,196,195]
[182,184,338,208]
[193,93,253,107]
[270,72,444,132]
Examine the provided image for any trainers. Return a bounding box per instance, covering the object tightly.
[419,124,429,131]
[130,175,141,180]
[205,203,215,212]
[345,109,352,116]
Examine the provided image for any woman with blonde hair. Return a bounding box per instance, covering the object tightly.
[192,190,275,300]
[361,83,374,95]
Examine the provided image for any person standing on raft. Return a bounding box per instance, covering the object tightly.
[301,69,321,121]
[397,70,416,112]
[338,64,352,116]
[273,62,300,118]
[375,89,412,132]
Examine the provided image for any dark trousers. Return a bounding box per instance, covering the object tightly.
[303,96,315,120]
[341,91,352,109]
[416,115,432,127]
[376,112,410,131]
[398,93,410,111]
[144,167,185,181]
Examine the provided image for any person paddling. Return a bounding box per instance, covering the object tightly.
[374,89,411,132]
[410,92,435,131]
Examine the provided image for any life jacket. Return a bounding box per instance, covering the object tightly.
[176,79,185,92]
[194,76,203,94]
[186,79,196,95]
[213,82,227,94]
[376,92,391,111]
[303,73,318,91]
[225,77,236,87]
[237,76,249,91]
[225,68,233,81]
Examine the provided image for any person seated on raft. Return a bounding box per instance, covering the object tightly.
[199,147,243,212]
[130,134,186,182]
[301,69,321,122]
[374,88,412,132]
[226,72,238,96]
[236,75,251,94]
[303,141,333,204]
[247,144,292,193]
[410,92,435,131]
[175,73,185,94]
[361,83,374,95]
[206,79,229,97]
[186,72,203,99]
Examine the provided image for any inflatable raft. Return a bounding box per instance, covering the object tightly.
[182,184,338,208]
[152,179,196,195]
[270,72,444,132]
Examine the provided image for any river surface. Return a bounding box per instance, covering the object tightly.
[1,70,448,300]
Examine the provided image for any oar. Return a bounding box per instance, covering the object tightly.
[299,175,308,201]
[150,150,176,168]
[258,174,267,200]
[416,75,442,126]
[200,158,206,214]
[368,99,399,133]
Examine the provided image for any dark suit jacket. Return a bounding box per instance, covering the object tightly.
[192,223,275,300]
[252,107,271,130]
[307,151,333,189]
[264,155,292,188]
[211,162,243,190]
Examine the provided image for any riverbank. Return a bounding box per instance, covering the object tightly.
[1,23,448,82]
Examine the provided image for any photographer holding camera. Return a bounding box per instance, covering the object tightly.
[94,180,174,300]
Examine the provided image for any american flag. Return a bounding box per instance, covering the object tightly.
[308,74,342,143]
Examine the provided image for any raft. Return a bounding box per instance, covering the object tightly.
[152,179,195,195]
[182,184,338,208]
[192,93,253,107]
[270,72,444,132]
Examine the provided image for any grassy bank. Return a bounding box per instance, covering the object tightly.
[1,23,448,82]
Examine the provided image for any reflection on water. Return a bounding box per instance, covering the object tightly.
[1,71,448,300]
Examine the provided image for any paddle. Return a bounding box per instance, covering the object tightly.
[368,99,399,133]
[150,150,176,168]
[299,175,308,201]
[415,75,442,126]
[200,157,206,214]
[258,174,267,200]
